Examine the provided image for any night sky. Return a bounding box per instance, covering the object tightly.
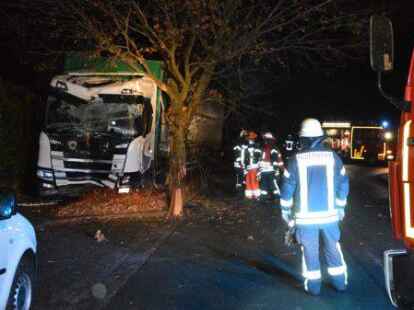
[0,1,413,138]
[265,0,414,135]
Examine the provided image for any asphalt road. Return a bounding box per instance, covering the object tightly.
[104,165,403,310]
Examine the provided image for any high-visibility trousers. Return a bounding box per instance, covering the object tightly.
[295,223,347,295]
[245,168,260,199]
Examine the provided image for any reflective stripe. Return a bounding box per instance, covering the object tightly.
[404,183,414,238]
[280,198,293,207]
[328,265,346,276]
[295,209,337,219]
[245,190,253,197]
[402,120,411,181]
[260,161,272,167]
[301,247,308,291]
[254,189,261,196]
[295,215,339,225]
[304,270,322,280]
[284,170,290,178]
[261,190,268,195]
[340,167,346,176]
[336,198,346,207]
[336,243,348,285]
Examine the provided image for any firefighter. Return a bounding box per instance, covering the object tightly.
[258,132,284,201]
[280,118,349,296]
[233,129,247,193]
[283,134,296,159]
[242,131,262,200]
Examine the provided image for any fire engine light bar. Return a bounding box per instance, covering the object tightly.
[321,122,351,128]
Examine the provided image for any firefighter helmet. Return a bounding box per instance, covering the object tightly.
[247,131,258,140]
[262,132,275,139]
[299,118,324,137]
[239,129,248,138]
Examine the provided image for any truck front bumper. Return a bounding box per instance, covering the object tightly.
[384,249,414,308]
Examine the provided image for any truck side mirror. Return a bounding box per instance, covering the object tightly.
[370,15,394,72]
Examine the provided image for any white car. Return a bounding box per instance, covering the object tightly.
[0,190,37,310]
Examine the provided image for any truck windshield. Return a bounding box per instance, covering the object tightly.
[46,91,153,137]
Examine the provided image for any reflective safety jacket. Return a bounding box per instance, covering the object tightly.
[259,143,284,173]
[242,141,262,170]
[233,139,247,170]
[280,138,349,226]
[285,139,295,151]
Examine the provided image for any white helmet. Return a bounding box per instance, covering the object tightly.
[262,132,275,139]
[299,118,324,137]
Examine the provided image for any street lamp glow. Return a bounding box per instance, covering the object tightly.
[382,121,389,128]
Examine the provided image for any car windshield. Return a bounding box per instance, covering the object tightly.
[46,91,152,137]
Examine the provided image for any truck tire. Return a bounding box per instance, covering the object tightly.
[6,258,34,310]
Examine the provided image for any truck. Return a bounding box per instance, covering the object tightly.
[370,15,414,307]
[37,54,224,196]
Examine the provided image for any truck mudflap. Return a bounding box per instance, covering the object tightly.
[384,249,414,308]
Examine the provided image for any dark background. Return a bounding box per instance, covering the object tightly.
[0,0,413,142]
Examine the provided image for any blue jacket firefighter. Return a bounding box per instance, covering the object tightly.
[280,118,349,296]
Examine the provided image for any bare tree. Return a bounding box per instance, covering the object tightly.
[2,0,368,217]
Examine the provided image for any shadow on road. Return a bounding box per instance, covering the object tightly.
[207,245,303,289]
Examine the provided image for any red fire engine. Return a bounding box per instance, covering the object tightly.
[370,15,414,307]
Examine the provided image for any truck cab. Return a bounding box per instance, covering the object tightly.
[37,55,167,196]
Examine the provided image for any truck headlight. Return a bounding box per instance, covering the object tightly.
[37,169,54,180]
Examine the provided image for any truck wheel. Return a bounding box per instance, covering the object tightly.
[6,258,34,310]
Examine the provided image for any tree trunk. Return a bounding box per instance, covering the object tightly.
[167,117,187,218]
